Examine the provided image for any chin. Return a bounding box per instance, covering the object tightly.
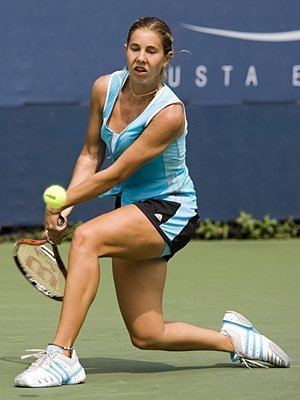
[130,72,148,84]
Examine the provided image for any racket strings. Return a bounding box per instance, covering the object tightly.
[16,244,65,297]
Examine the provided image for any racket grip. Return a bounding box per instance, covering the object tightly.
[57,215,66,227]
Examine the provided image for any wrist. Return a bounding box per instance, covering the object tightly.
[46,205,63,215]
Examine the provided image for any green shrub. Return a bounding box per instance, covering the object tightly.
[0,222,81,243]
[275,217,299,239]
[195,212,300,240]
[195,219,229,240]
[234,211,262,239]
[1,213,299,242]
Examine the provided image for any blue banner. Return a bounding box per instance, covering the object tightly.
[1,1,300,225]
[1,0,300,105]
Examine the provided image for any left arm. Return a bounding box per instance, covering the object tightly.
[49,103,185,214]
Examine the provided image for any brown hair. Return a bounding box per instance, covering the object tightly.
[127,17,174,55]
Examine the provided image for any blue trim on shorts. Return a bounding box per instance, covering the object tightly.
[161,242,172,257]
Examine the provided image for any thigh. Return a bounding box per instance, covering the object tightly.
[112,257,167,337]
[75,204,165,260]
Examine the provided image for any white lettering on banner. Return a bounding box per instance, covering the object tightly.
[292,65,300,86]
[195,65,207,87]
[167,64,300,89]
[245,65,258,86]
[167,65,181,87]
[221,65,234,87]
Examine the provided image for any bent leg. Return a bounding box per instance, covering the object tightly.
[52,239,100,350]
[52,204,166,353]
[112,257,234,352]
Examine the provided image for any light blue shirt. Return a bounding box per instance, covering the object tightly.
[100,70,197,209]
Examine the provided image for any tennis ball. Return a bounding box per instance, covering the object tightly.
[43,185,67,209]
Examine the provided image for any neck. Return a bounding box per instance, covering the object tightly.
[128,77,162,99]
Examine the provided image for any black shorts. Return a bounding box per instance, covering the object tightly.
[115,196,199,261]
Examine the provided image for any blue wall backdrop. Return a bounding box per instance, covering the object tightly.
[1,0,300,225]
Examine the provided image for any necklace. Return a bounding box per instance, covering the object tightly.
[129,80,160,98]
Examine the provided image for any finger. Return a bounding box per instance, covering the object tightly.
[47,233,63,245]
[45,230,53,244]
[54,225,67,233]
[41,230,48,240]
[46,217,66,231]
[47,228,66,244]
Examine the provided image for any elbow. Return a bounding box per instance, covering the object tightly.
[113,171,128,185]
[105,164,131,186]
[97,169,126,192]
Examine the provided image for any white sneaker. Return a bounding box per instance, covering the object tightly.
[220,311,291,368]
[14,345,86,387]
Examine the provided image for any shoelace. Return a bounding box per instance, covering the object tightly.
[21,349,56,368]
[238,356,269,369]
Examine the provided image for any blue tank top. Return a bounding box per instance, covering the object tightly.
[100,70,197,209]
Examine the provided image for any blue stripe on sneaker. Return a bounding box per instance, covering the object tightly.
[51,365,65,382]
[230,352,239,362]
[252,332,256,358]
[223,320,253,331]
[42,366,62,383]
[53,361,69,383]
[260,334,264,359]
[245,330,249,355]
[65,366,83,384]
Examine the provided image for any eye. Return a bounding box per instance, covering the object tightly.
[147,49,157,54]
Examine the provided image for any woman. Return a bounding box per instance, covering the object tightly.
[14,17,290,387]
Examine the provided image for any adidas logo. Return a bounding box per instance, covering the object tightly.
[154,213,163,222]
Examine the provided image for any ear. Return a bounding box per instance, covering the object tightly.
[168,51,174,60]
[164,51,173,66]
[124,43,128,52]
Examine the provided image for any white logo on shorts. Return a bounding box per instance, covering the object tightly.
[154,213,163,222]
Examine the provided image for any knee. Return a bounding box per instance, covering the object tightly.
[71,224,110,257]
[130,331,164,350]
[72,225,88,244]
[71,225,94,250]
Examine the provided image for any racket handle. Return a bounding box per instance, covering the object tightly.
[57,215,66,227]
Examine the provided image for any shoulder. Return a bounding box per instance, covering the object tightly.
[92,69,126,97]
[153,102,185,133]
[92,74,111,93]
[91,74,112,109]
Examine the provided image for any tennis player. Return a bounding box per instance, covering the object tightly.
[14,17,290,387]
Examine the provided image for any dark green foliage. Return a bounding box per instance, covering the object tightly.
[194,212,300,240]
[0,222,81,243]
[1,214,300,242]
[195,219,229,240]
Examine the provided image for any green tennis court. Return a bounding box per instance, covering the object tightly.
[1,239,299,399]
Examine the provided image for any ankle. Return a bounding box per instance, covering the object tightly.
[224,336,235,353]
[62,349,73,358]
[49,342,73,358]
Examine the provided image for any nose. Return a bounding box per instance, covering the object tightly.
[136,50,146,63]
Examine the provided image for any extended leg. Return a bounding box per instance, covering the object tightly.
[112,257,234,352]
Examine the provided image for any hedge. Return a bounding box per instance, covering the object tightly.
[1,212,299,243]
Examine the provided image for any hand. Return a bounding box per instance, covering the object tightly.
[44,207,68,245]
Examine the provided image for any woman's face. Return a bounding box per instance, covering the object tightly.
[126,28,170,83]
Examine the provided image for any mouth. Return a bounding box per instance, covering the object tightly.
[133,66,147,74]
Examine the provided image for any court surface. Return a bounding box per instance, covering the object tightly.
[0,239,299,400]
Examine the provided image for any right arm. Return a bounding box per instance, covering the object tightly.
[45,75,110,236]
[61,75,110,219]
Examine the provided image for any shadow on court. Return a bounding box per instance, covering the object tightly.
[0,356,236,374]
[81,357,238,373]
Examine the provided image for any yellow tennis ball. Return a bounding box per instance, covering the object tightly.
[43,185,67,209]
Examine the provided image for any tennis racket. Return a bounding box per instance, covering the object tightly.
[13,218,67,301]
